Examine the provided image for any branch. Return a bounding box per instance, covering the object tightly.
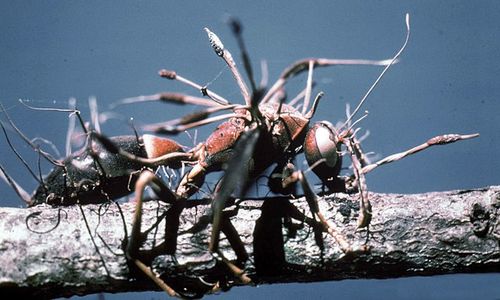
[1,186,499,298]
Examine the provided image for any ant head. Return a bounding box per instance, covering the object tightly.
[304,121,341,177]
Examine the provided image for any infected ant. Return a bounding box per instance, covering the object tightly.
[0,98,200,294]
[0,100,189,207]
[0,13,479,297]
[110,13,477,294]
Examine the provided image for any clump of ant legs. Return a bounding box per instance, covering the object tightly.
[0,14,479,297]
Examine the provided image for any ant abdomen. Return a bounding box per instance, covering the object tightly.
[32,135,149,206]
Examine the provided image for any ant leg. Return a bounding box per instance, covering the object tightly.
[126,170,181,297]
[210,209,252,284]
[351,132,371,168]
[212,181,251,282]
[344,136,371,229]
[0,120,43,184]
[283,169,352,253]
[208,188,252,284]
[338,131,371,194]
[268,161,297,195]
[176,165,252,284]
[207,129,260,284]
[0,162,32,205]
[217,200,250,264]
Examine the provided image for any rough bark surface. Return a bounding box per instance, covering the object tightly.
[1,186,499,298]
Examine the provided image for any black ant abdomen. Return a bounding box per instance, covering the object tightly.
[32,135,149,206]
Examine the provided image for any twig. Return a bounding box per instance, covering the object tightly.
[1,186,499,298]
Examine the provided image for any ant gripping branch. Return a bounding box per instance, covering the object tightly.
[0,99,196,297]
[107,13,478,295]
[0,13,479,297]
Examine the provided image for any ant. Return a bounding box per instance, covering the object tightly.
[0,99,197,296]
[106,13,478,295]
[0,100,190,207]
[0,14,479,297]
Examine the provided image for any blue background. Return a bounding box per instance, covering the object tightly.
[0,1,499,299]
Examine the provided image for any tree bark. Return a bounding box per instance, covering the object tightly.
[1,186,499,299]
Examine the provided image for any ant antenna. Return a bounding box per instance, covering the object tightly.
[340,13,411,131]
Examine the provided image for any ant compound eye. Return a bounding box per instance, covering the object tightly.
[315,125,338,167]
[305,123,338,168]
[303,123,343,188]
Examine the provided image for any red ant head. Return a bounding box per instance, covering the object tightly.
[303,121,342,183]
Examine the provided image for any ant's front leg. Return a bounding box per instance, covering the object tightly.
[206,129,260,285]
[213,214,252,285]
[303,122,371,229]
[175,156,252,284]
[126,169,183,298]
[283,169,352,253]
[209,177,250,265]
[344,136,372,229]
